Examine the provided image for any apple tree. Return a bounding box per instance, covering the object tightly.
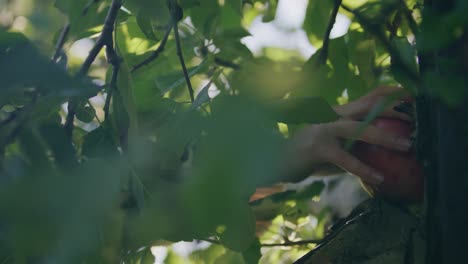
[0,0,466,263]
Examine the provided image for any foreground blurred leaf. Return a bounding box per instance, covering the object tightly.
[391,36,419,93]
[0,159,120,262]
[181,96,284,250]
[82,125,119,158]
[55,0,113,38]
[270,97,339,124]
[0,31,99,105]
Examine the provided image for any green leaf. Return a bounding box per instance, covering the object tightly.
[155,59,209,94]
[226,0,243,15]
[242,239,261,264]
[116,16,159,56]
[136,14,159,41]
[189,244,226,263]
[111,88,130,139]
[18,127,52,171]
[124,0,172,42]
[114,56,140,147]
[262,0,278,22]
[189,0,219,37]
[271,97,340,124]
[0,159,120,262]
[81,126,118,158]
[192,69,222,109]
[390,36,418,93]
[139,247,156,264]
[231,58,300,100]
[182,97,283,244]
[347,74,371,100]
[55,0,112,38]
[219,5,243,30]
[347,30,378,90]
[293,59,344,104]
[304,0,334,44]
[0,31,99,103]
[328,36,350,81]
[219,205,256,252]
[39,123,77,169]
[76,105,96,123]
[214,250,245,264]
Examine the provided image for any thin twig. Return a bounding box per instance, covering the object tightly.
[51,23,70,62]
[131,25,173,73]
[318,0,343,65]
[86,99,102,124]
[341,4,420,83]
[261,239,322,247]
[214,57,240,70]
[104,64,119,121]
[104,39,121,121]
[170,1,195,102]
[64,0,122,138]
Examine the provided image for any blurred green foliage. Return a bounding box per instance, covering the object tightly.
[1,0,466,262]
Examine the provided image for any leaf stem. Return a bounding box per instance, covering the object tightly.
[261,239,321,247]
[318,0,343,65]
[104,68,118,121]
[131,25,172,73]
[214,57,240,70]
[51,23,70,62]
[170,1,195,102]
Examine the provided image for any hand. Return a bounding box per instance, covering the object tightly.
[334,86,413,121]
[282,86,413,185]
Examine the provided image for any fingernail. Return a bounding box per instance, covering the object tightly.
[397,138,411,150]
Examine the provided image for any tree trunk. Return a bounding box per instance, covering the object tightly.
[294,199,425,264]
[419,0,468,263]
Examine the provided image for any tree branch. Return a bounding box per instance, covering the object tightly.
[214,57,240,70]
[261,239,322,247]
[104,41,121,121]
[170,1,195,102]
[51,23,70,62]
[318,0,343,65]
[340,4,420,84]
[64,0,122,138]
[131,25,172,73]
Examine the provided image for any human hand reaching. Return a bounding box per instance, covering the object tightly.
[282,86,413,185]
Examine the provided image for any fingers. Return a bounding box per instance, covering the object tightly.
[326,149,384,185]
[327,120,411,152]
[369,86,414,121]
[336,86,413,120]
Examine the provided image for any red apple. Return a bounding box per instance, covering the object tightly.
[352,118,424,203]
